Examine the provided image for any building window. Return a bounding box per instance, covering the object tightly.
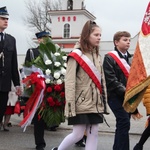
[64,23,70,38]
[67,0,73,10]
[82,1,85,9]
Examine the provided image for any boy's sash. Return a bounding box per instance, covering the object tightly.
[108,51,130,78]
[68,49,102,93]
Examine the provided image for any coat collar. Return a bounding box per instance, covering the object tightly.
[114,47,133,65]
[114,47,132,58]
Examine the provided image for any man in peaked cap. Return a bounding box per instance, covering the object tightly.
[25,31,51,62]
[0,6,9,18]
[35,31,51,39]
[0,6,22,131]
[24,31,51,150]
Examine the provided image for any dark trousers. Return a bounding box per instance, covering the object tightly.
[108,97,130,150]
[138,122,150,146]
[0,91,9,123]
[33,111,46,149]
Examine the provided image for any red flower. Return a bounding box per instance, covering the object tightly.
[47,97,53,103]
[54,85,62,92]
[49,101,55,106]
[47,97,55,106]
[47,87,52,93]
[60,92,65,98]
[55,100,61,106]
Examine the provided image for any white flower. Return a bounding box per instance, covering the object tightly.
[61,67,66,75]
[54,62,61,67]
[63,63,67,68]
[54,52,60,56]
[45,69,51,75]
[56,79,62,84]
[45,60,52,65]
[45,78,51,84]
[62,56,67,60]
[54,72,60,79]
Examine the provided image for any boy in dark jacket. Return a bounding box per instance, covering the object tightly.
[103,31,142,150]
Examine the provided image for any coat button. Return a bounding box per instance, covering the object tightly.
[81,97,85,101]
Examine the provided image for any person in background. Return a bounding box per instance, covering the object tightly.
[103,31,142,150]
[133,85,150,150]
[3,77,23,131]
[0,6,22,130]
[25,31,52,150]
[51,20,109,150]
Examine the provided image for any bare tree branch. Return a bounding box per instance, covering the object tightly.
[24,0,62,33]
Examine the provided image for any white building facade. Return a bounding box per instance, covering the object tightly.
[17,0,138,68]
[49,0,96,52]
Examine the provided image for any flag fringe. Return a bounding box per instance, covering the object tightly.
[123,76,150,112]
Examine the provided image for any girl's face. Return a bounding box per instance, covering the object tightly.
[89,27,101,48]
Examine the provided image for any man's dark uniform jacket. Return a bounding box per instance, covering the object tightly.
[24,47,40,63]
[0,33,20,91]
[24,46,46,149]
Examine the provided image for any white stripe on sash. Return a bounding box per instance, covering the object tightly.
[72,49,101,84]
[109,51,130,73]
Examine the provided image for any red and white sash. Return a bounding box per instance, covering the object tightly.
[68,49,102,93]
[108,51,130,78]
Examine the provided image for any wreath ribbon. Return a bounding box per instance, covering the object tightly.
[20,72,46,132]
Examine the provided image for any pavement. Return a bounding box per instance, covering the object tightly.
[0,103,150,150]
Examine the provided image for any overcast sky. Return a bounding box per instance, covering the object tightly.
[0,0,149,54]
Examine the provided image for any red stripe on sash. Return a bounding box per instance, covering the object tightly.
[68,52,102,93]
[108,52,129,78]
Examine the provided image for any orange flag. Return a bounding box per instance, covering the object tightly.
[123,2,150,113]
